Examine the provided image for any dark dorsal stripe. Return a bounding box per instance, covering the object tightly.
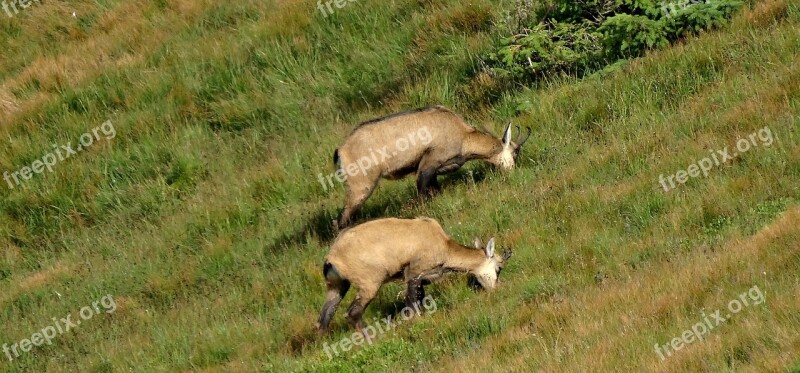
[350,106,445,134]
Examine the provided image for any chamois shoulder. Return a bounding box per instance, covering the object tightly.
[413,217,451,238]
[414,216,444,228]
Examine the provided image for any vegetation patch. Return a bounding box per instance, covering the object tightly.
[484,0,745,83]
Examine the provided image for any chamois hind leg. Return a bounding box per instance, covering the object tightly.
[337,175,379,229]
[317,264,350,334]
[344,287,378,340]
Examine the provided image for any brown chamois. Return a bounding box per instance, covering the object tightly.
[317,217,513,336]
[333,106,530,228]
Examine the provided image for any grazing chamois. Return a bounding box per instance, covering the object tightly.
[317,217,513,336]
[333,106,530,228]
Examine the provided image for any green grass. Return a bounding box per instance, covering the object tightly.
[1,0,799,371]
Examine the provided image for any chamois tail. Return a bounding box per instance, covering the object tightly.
[333,149,340,167]
[322,261,345,282]
[318,261,350,333]
[323,261,334,278]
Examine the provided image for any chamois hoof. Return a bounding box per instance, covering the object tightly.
[315,322,328,335]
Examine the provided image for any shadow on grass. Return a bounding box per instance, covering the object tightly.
[263,165,491,256]
[263,208,339,255]
[371,298,408,321]
[287,296,422,356]
[290,279,477,356]
[262,189,416,255]
[439,163,490,189]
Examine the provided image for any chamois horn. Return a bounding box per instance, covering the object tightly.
[515,125,532,147]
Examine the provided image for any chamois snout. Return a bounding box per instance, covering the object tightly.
[470,237,514,290]
[489,123,531,171]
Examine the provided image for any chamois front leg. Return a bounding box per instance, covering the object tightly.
[416,165,441,198]
[345,288,378,342]
[405,266,443,315]
[417,154,456,198]
[429,176,441,193]
[405,279,424,316]
[416,283,426,311]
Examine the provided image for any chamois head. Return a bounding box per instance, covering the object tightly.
[489,123,532,171]
[471,237,513,290]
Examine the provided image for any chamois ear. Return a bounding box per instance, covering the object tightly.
[484,237,496,258]
[473,237,483,249]
[502,123,512,145]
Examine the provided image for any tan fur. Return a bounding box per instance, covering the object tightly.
[335,106,529,228]
[328,217,488,286]
[317,217,512,335]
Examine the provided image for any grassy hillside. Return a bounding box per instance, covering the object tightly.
[1,0,798,371]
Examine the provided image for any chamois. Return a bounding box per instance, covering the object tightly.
[317,217,513,336]
[333,106,530,228]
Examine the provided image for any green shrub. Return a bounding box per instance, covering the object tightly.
[483,0,745,82]
[599,14,668,57]
[483,21,603,81]
[664,0,744,38]
[547,0,661,23]
[547,0,619,23]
